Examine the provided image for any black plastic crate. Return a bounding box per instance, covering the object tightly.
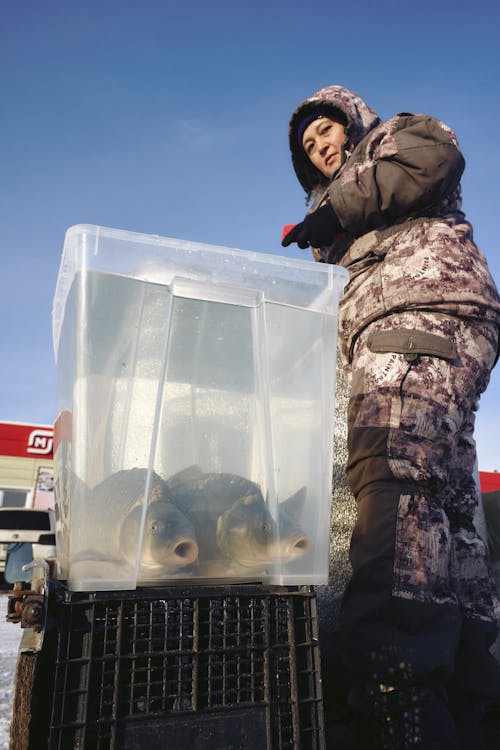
[47,584,325,749]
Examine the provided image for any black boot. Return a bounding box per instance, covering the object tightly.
[348,683,459,750]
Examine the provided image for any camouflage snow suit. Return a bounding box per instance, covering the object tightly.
[288,86,500,701]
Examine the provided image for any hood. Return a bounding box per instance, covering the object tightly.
[289,85,381,195]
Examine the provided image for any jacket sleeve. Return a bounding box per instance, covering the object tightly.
[328,114,465,234]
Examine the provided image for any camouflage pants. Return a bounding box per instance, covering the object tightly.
[339,309,500,697]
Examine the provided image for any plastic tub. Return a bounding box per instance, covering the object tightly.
[52,225,348,591]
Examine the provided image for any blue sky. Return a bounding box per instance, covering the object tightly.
[1,0,500,469]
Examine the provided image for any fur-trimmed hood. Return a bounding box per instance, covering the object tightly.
[289,85,381,196]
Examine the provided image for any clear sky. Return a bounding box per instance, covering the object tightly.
[1,0,499,470]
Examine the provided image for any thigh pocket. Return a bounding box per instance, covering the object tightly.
[357,328,456,431]
[369,327,460,436]
[368,328,457,362]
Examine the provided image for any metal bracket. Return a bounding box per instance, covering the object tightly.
[6,559,49,653]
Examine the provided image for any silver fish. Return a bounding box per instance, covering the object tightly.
[166,465,265,565]
[166,465,309,575]
[72,468,199,577]
[216,486,309,573]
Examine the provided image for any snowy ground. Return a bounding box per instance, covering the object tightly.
[0,592,22,750]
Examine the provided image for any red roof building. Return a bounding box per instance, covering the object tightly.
[479,471,500,493]
[0,421,54,509]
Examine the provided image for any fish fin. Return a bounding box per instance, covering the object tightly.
[279,486,307,519]
[166,464,203,488]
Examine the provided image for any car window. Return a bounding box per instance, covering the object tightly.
[0,510,52,530]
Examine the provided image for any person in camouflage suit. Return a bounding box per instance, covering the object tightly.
[283,85,500,749]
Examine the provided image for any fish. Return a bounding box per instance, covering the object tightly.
[70,468,199,579]
[166,465,309,575]
[165,465,266,564]
[216,486,310,574]
[120,498,199,577]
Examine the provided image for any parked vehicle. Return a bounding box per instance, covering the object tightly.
[0,507,55,584]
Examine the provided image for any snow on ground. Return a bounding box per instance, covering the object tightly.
[0,592,22,750]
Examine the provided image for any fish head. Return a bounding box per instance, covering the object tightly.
[216,493,277,568]
[275,496,310,563]
[120,500,199,572]
[216,491,309,569]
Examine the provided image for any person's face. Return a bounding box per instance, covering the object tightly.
[302,117,347,178]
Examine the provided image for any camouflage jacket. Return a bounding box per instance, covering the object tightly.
[288,86,500,366]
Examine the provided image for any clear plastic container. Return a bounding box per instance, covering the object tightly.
[52,225,348,591]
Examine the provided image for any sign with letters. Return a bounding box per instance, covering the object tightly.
[0,421,54,459]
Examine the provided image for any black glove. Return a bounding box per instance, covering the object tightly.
[281,203,342,249]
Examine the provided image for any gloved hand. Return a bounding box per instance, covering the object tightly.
[281,203,342,249]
